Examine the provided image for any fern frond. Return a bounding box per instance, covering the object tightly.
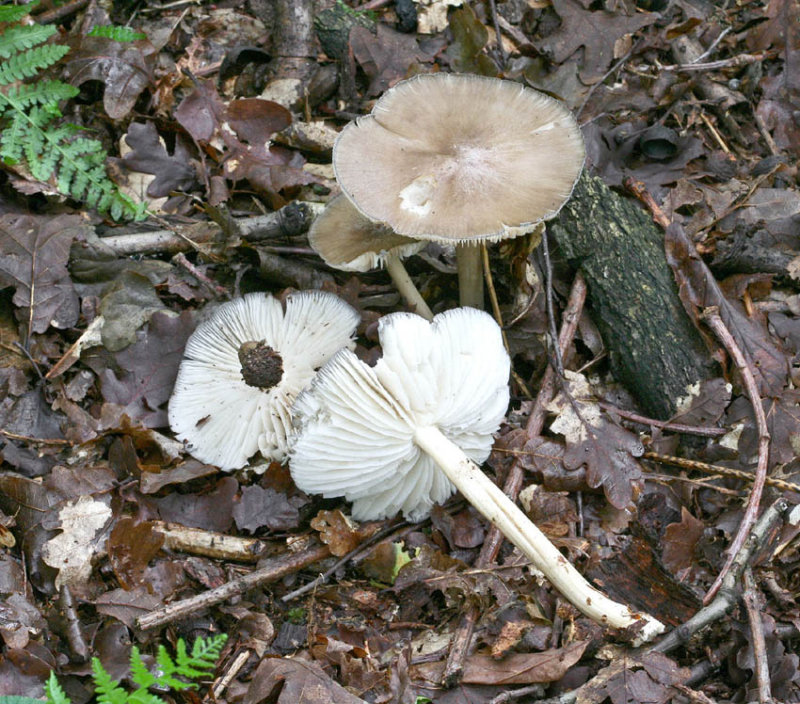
[45,671,71,704]
[91,659,129,704]
[6,80,79,108]
[0,7,147,220]
[129,647,157,690]
[0,2,36,23]
[88,25,147,42]
[0,23,57,59]
[0,43,70,84]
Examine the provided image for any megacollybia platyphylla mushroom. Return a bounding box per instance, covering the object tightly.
[308,194,433,319]
[289,308,664,642]
[332,73,585,309]
[168,290,359,470]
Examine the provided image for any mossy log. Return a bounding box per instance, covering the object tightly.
[550,172,717,419]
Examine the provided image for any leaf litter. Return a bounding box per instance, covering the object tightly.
[0,0,799,701]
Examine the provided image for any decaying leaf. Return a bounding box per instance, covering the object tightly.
[100,310,194,428]
[0,214,87,335]
[548,371,644,508]
[535,0,656,83]
[662,507,704,575]
[243,656,366,704]
[41,495,112,589]
[665,222,789,397]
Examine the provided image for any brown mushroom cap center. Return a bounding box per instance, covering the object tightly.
[238,341,283,390]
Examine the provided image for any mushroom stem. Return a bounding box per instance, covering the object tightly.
[456,244,484,309]
[412,425,666,642]
[385,255,434,321]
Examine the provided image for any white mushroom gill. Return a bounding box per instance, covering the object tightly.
[168,291,359,470]
[290,307,665,642]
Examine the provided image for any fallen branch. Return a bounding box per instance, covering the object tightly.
[136,539,331,630]
[701,307,770,603]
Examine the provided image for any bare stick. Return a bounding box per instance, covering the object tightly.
[742,567,773,704]
[644,452,800,493]
[95,202,322,256]
[443,274,587,685]
[151,521,267,563]
[136,541,330,630]
[600,404,726,437]
[701,307,770,603]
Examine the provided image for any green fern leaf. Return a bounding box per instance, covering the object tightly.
[7,81,79,108]
[0,2,36,23]
[91,659,129,704]
[0,6,145,220]
[45,671,71,704]
[0,43,70,84]
[0,24,57,59]
[129,647,157,690]
[88,25,147,42]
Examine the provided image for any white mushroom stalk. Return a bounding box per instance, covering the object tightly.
[308,195,433,320]
[290,309,664,641]
[332,73,585,309]
[168,291,359,470]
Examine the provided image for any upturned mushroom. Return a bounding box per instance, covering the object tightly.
[168,290,359,470]
[289,308,664,640]
[308,194,433,320]
[332,73,585,308]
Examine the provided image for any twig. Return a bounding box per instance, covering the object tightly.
[742,567,773,704]
[173,253,227,297]
[528,500,791,704]
[481,245,533,398]
[489,684,546,703]
[599,403,726,437]
[643,452,800,494]
[659,51,768,72]
[152,521,267,563]
[280,519,409,602]
[540,228,564,377]
[753,110,780,156]
[486,0,507,67]
[136,541,331,630]
[652,498,788,654]
[442,273,587,686]
[60,585,90,663]
[211,650,250,699]
[701,308,770,604]
[93,203,322,256]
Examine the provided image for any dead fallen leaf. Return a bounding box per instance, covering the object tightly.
[41,495,112,589]
[243,656,367,704]
[0,214,87,335]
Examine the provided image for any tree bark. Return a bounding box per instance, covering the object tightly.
[550,172,717,419]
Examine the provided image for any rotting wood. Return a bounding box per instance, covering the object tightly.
[550,172,717,419]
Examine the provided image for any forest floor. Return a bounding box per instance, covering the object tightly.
[1,0,800,701]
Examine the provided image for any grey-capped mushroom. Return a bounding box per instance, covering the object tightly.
[290,308,664,641]
[308,194,433,319]
[168,291,359,470]
[333,73,585,308]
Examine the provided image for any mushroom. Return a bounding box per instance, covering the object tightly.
[290,308,664,640]
[308,194,434,320]
[332,73,585,308]
[168,290,360,470]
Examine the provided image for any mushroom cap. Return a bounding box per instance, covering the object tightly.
[308,194,425,272]
[333,73,585,244]
[168,291,360,470]
[289,308,510,520]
